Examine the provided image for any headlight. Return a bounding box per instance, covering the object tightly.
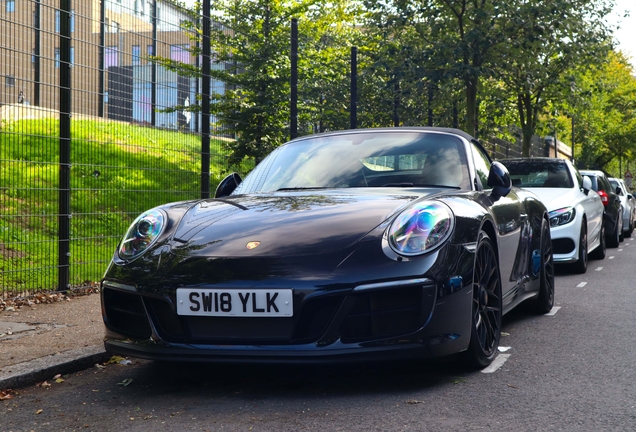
[388,201,454,255]
[118,209,165,260]
[549,207,575,227]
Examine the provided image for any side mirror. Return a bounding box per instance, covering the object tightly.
[582,176,592,195]
[628,194,633,200]
[616,186,623,195]
[215,172,242,198]
[487,161,512,199]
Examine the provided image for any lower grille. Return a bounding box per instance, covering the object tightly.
[103,288,152,339]
[552,238,575,254]
[340,285,434,343]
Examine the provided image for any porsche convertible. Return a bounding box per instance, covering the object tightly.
[101,127,554,369]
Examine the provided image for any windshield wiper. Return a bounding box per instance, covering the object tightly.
[376,183,461,189]
[276,187,331,191]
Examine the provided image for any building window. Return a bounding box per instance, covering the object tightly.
[57,10,75,33]
[6,0,15,13]
[105,46,118,69]
[5,75,15,87]
[147,44,153,56]
[112,21,120,33]
[170,45,190,64]
[71,47,75,66]
[132,45,141,65]
[55,48,60,68]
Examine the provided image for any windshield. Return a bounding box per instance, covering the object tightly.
[234,131,471,194]
[503,160,573,188]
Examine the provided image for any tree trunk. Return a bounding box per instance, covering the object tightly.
[465,77,478,137]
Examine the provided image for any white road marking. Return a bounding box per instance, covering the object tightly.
[618,249,623,252]
[595,267,603,271]
[625,243,630,246]
[481,354,511,374]
[545,306,561,316]
[577,282,587,288]
[609,256,615,260]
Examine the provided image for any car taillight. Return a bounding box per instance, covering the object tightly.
[598,190,609,206]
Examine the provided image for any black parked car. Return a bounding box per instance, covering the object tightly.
[101,127,553,369]
[579,169,623,248]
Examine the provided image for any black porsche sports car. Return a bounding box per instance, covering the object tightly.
[101,127,554,369]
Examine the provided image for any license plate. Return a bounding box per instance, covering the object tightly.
[176,288,293,317]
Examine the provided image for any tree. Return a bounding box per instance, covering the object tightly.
[497,0,613,156]
[568,51,636,173]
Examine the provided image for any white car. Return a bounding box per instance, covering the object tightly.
[502,158,605,273]
[608,177,635,238]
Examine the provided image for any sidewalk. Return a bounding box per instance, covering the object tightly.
[0,293,110,390]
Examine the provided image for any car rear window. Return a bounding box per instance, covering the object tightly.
[503,160,573,188]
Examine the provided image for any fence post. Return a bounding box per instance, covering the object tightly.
[200,0,211,198]
[98,0,105,117]
[58,0,72,292]
[33,0,41,106]
[350,47,357,129]
[290,18,298,140]
[151,0,158,127]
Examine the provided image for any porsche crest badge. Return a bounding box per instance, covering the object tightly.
[246,241,260,250]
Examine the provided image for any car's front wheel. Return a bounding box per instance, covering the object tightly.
[572,222,587,274]
[533,219,555,314]
[607,214,621,248]
[463,231,502,369]
[590,223,606,260]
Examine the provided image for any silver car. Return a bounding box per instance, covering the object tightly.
[609,177,635,238]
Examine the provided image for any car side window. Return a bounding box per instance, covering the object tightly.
[470,143,491,190]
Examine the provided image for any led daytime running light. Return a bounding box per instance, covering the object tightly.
[548,207,575,227]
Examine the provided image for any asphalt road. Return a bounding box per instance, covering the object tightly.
[3,241,636,431]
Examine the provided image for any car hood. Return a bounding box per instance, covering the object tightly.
[168,189,446,257]
[521,187,584,212]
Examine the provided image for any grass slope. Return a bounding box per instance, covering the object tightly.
[1,119,238,294]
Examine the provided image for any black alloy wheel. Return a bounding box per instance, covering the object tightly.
[534,219,555,314]
[590,223,606,260]
[607,214,621,248]
[572,222,587,274]
[463,231,502,369]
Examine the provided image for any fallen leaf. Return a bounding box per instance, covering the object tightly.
[36,409,43,414]
[55,378,65,384]
[37,381,51,388]
[107,356,126,365]
[507,383,518,389]
[53,374,61,379]
[501,332,510,336]
[95,363,106,369]
[117,378,133,387]
[405,399,424,405]
[0,389,14,400]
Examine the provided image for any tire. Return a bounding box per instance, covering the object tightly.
[619,212,624,242]
[572,222,587,274]
[607,216,621,248]
[590,223,606,260]
[626,219,633,238]
[463,231,502,369]
[533,219,555,314]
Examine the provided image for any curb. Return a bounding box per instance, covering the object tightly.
[0,345,110,390]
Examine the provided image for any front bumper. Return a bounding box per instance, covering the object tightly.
[101,246,475,363]
[549,219,581,263]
